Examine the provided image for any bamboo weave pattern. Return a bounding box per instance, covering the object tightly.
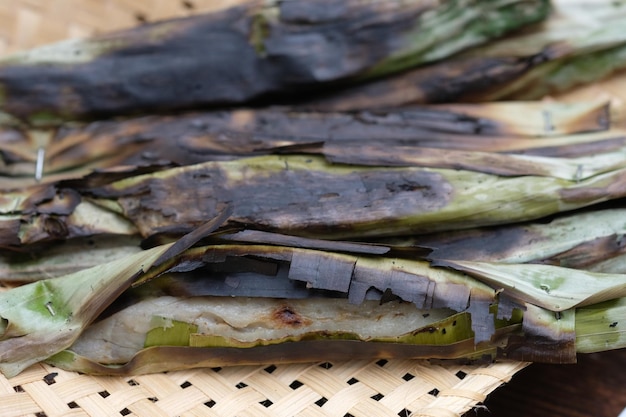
[0,360,528,417]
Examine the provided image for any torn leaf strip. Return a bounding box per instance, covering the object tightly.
[132,243,498,341]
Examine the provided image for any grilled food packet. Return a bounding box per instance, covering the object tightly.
[0,0,549,124]
[1,218,626,377]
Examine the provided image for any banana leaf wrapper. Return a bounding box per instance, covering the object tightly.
[0,235,144,283]
[302,0,626,110]
[0,0,549,124]
[3,152,626,249]
[4,201,626,283]
[0,209,230,377]
[0,100,616,189]
[387,206,626,272]
[0,237,495,376]
[2,233,626,377]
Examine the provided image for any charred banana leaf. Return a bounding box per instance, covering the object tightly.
[4,204,626,283]
[1,236,625,377]
[45,297,498,375]
[303,0,626,110]
[389,206,626,271]
[0,0,549,124]
[3,153,626,248]
[0,100,616,189]
[0,243,174,377]
[0,239,494,376]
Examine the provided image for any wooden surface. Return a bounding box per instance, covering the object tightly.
[471,349,626,417]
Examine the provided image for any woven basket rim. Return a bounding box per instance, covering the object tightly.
[0,357,529,417]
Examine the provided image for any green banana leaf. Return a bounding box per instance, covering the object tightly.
[436,259,626,312]
[0,238,495,376]
[0,243,171,377]
[576,298,626,354]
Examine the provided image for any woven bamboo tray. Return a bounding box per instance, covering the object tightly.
[0,1,530,416]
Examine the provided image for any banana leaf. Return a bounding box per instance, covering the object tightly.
[0,243,173,377]
[466,0,626,101]
[0,0,549,125]
[583,253,626,275]
[436,259,626,312]
[576,298,626,354]
[0,238,497,377]
[3,201,625,283]
[0,235,143,283]
[552,66,626,123]
[3,153,626,249]
[2,233,626,376]
[302,0,626,110]
[317,141,626,180]
[45,297,505,375]
[6,202,625,283]
[0,210,228,376]
[2,100,615,190]
[389,206,626,270]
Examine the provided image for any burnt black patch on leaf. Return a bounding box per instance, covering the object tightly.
[0,7,262,120]
[70,107,458,167]
[93,159,452,239]
[42,215,69,239]
[548,234,626,269]
[499,305,576,363]
[302,55,538,111]
[92,164,224,236]
[423,224,545,263]
[278,0,348,23]
[0,219,23,248]
[35,188,82,215]
[211,255,279,276]
[227,166,452,236]
[20,185,58,214]
[499,333,576,363]
[0,1,432,121]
